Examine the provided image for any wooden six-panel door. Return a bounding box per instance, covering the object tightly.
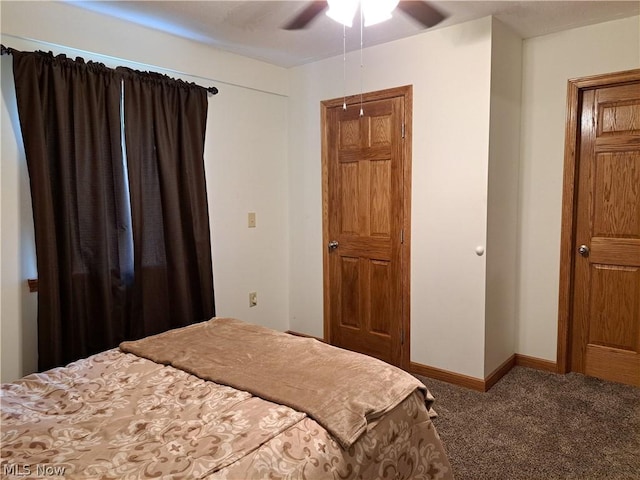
[322,87,410,368]
[568,74,640,386]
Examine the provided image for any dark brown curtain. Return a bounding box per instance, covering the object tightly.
[12,51,131,370]
[12,51,215,371]
[121,70,215,339]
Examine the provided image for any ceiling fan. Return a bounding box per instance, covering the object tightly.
[284,0,447,30]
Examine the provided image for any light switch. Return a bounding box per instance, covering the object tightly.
[248,212,256,228]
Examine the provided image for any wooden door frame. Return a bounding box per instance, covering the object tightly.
[556,69,640,374]
[321,85,413,371]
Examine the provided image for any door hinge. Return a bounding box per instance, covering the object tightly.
[401,229,404,244]
[401,123,405,139]
[401,324,404,345]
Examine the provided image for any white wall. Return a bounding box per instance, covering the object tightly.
[207,84,290,330]
[289,17,494,378]
[0,54,38,382]
[0,1,291,382]
[484,18,522,376]
[0,1,288,96]
[516,16,640,362]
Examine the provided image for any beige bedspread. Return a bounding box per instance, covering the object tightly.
[1,349,307,479]
[1,319,454,479]
[120,317,429,449]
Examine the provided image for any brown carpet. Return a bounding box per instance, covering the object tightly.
[415,367,640,480]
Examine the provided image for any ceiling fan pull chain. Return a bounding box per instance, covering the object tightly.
[359,4,364,117]
[343,24,347,111]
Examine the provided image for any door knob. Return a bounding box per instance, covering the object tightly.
[578,245,590,257]
[328,240,339,251]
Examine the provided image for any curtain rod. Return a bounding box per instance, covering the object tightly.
[1,44,219,95]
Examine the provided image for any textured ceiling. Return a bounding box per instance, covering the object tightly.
[68,1,640,67]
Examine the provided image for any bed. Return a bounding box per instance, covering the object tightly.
[1,317,453,479]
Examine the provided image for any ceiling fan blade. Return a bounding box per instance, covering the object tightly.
[284,1,328,30]
[397,1,447,28]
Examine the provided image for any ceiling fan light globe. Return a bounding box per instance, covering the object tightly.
[326,0,359,27]
[363,10,392,27]
[362,0,399,26]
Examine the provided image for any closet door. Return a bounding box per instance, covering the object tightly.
[322,86,411,368]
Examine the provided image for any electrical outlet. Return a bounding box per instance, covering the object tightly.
[249,291,257,307]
